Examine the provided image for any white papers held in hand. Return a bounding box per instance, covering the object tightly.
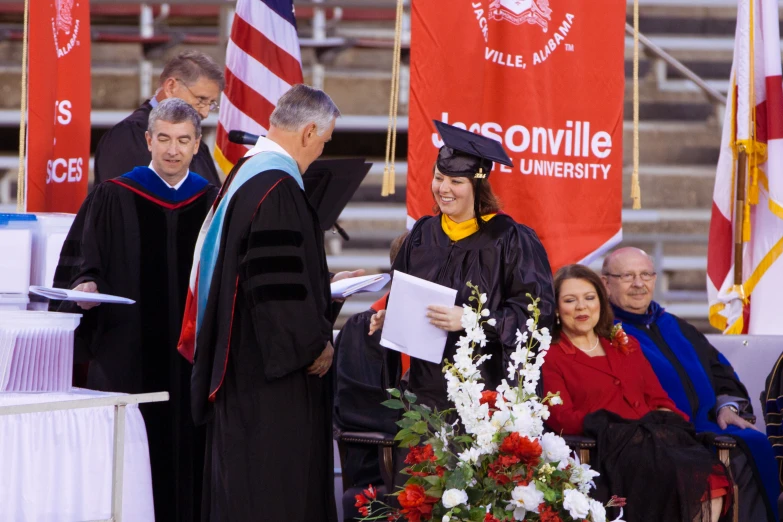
[380,271,457,364]
[330,273,390,299]
[29,286,135,305]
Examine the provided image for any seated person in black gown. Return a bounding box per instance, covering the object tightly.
[333,232,408,508]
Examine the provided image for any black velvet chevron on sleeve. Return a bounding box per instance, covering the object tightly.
[237,179,332,380]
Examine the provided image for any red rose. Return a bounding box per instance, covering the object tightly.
[538,504,563,522]
[484,514,502,522]
[398,484,437,522]
[499,432,542,467]
[435,465,446,477]
[487,454,520,485]
[405,444,437,465]
[480,390,499,409]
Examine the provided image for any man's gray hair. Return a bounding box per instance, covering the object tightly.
[159,50,225,91]
[269,84,340,135]
[148,98,202,138]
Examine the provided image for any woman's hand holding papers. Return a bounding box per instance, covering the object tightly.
[72,281,100,310]
[426,305,463,332]
[368,310,385,335]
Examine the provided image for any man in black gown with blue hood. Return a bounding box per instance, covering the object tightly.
[52,98,218,522]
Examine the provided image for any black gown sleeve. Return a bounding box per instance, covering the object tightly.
[484,224,555,348]
[238,178,332,380]
[676,316,752,414]
[94,122,150,185]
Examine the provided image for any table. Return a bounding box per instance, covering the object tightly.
[0,389,155,521]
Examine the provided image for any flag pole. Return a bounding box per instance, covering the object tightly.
[381,0,404,197]
[16,0,30,212]
[733,146,747,294]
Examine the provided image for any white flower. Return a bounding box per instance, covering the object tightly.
[525,318,535,331]
[487,318,497,326]
[457,446,482,465]
[480,293,488,304]
[442,489,469,509]
[570,460,600,494]
[461,306,479,330]
[563,489,591,520]
[515,329,528,345]
[508,483,544,514]
[442,516,450,522]
[481,308,490,317]
[589,499,607,522]
[550,396,562,406]
[540,432,571,467]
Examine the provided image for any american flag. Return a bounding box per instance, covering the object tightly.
[707,0,783,334]
[214,0,304,173]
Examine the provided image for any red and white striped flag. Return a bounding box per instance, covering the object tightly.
[708,0,783,334]
[214,0,304,174]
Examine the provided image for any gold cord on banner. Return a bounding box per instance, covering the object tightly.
[17,0,30,212]
[382,0,404,197]
[630,0,641,210]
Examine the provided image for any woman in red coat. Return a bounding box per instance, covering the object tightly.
[542,264,730,522]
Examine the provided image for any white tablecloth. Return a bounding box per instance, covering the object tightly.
[0,389,154,522]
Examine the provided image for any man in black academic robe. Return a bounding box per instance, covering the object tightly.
[52,99,218,522]
[184,85,358,522]
[94,50,223,187]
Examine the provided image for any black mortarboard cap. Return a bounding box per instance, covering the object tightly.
[434,120,514,179]
[302,158,372,231]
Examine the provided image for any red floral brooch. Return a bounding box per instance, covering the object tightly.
[611,323,632,353]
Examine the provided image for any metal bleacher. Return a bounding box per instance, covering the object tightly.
[1,0,757,330]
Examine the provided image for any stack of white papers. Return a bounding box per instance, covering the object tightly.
[29,286,135,304]
[330,273,391,299]
[0,311,81,392]
[380,271,457,364]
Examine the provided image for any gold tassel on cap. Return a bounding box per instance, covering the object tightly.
[382,0,404,197]
[630,0,641,210]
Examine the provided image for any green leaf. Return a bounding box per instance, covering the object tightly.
[423,475,441,486]
[424,487,443,498]
[387,388,402,398]
[452,435,473,444]
[468,506,487,521]
[402,410,422,420]
[394,428,411,441]
[381,399,405,410]
[403,390,418,404]
[411,421,428,434]
[399,433,421,447]
[543,488,557,502]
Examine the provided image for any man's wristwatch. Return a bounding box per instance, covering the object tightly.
[721,404,739,415]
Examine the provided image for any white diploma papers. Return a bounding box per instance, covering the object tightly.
[29,286,135,305]
[380,271,457,364]
[330,273,390,299]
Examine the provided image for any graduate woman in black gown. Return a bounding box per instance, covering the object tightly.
[370,121,555,412]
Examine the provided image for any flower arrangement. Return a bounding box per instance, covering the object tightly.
[356,283,625,522]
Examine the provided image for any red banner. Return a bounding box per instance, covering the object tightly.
[26,0,91,212]
[408,0,626,271]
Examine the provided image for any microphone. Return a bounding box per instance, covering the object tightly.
[228,130,260,145]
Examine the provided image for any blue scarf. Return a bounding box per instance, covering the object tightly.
[613,301,780,518]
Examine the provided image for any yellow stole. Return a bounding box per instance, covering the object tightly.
[440,213,497,242]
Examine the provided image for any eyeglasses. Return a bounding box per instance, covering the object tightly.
[604,271,657,282]
[176,79,220,112]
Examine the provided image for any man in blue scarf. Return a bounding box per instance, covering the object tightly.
[602,247,780,522]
